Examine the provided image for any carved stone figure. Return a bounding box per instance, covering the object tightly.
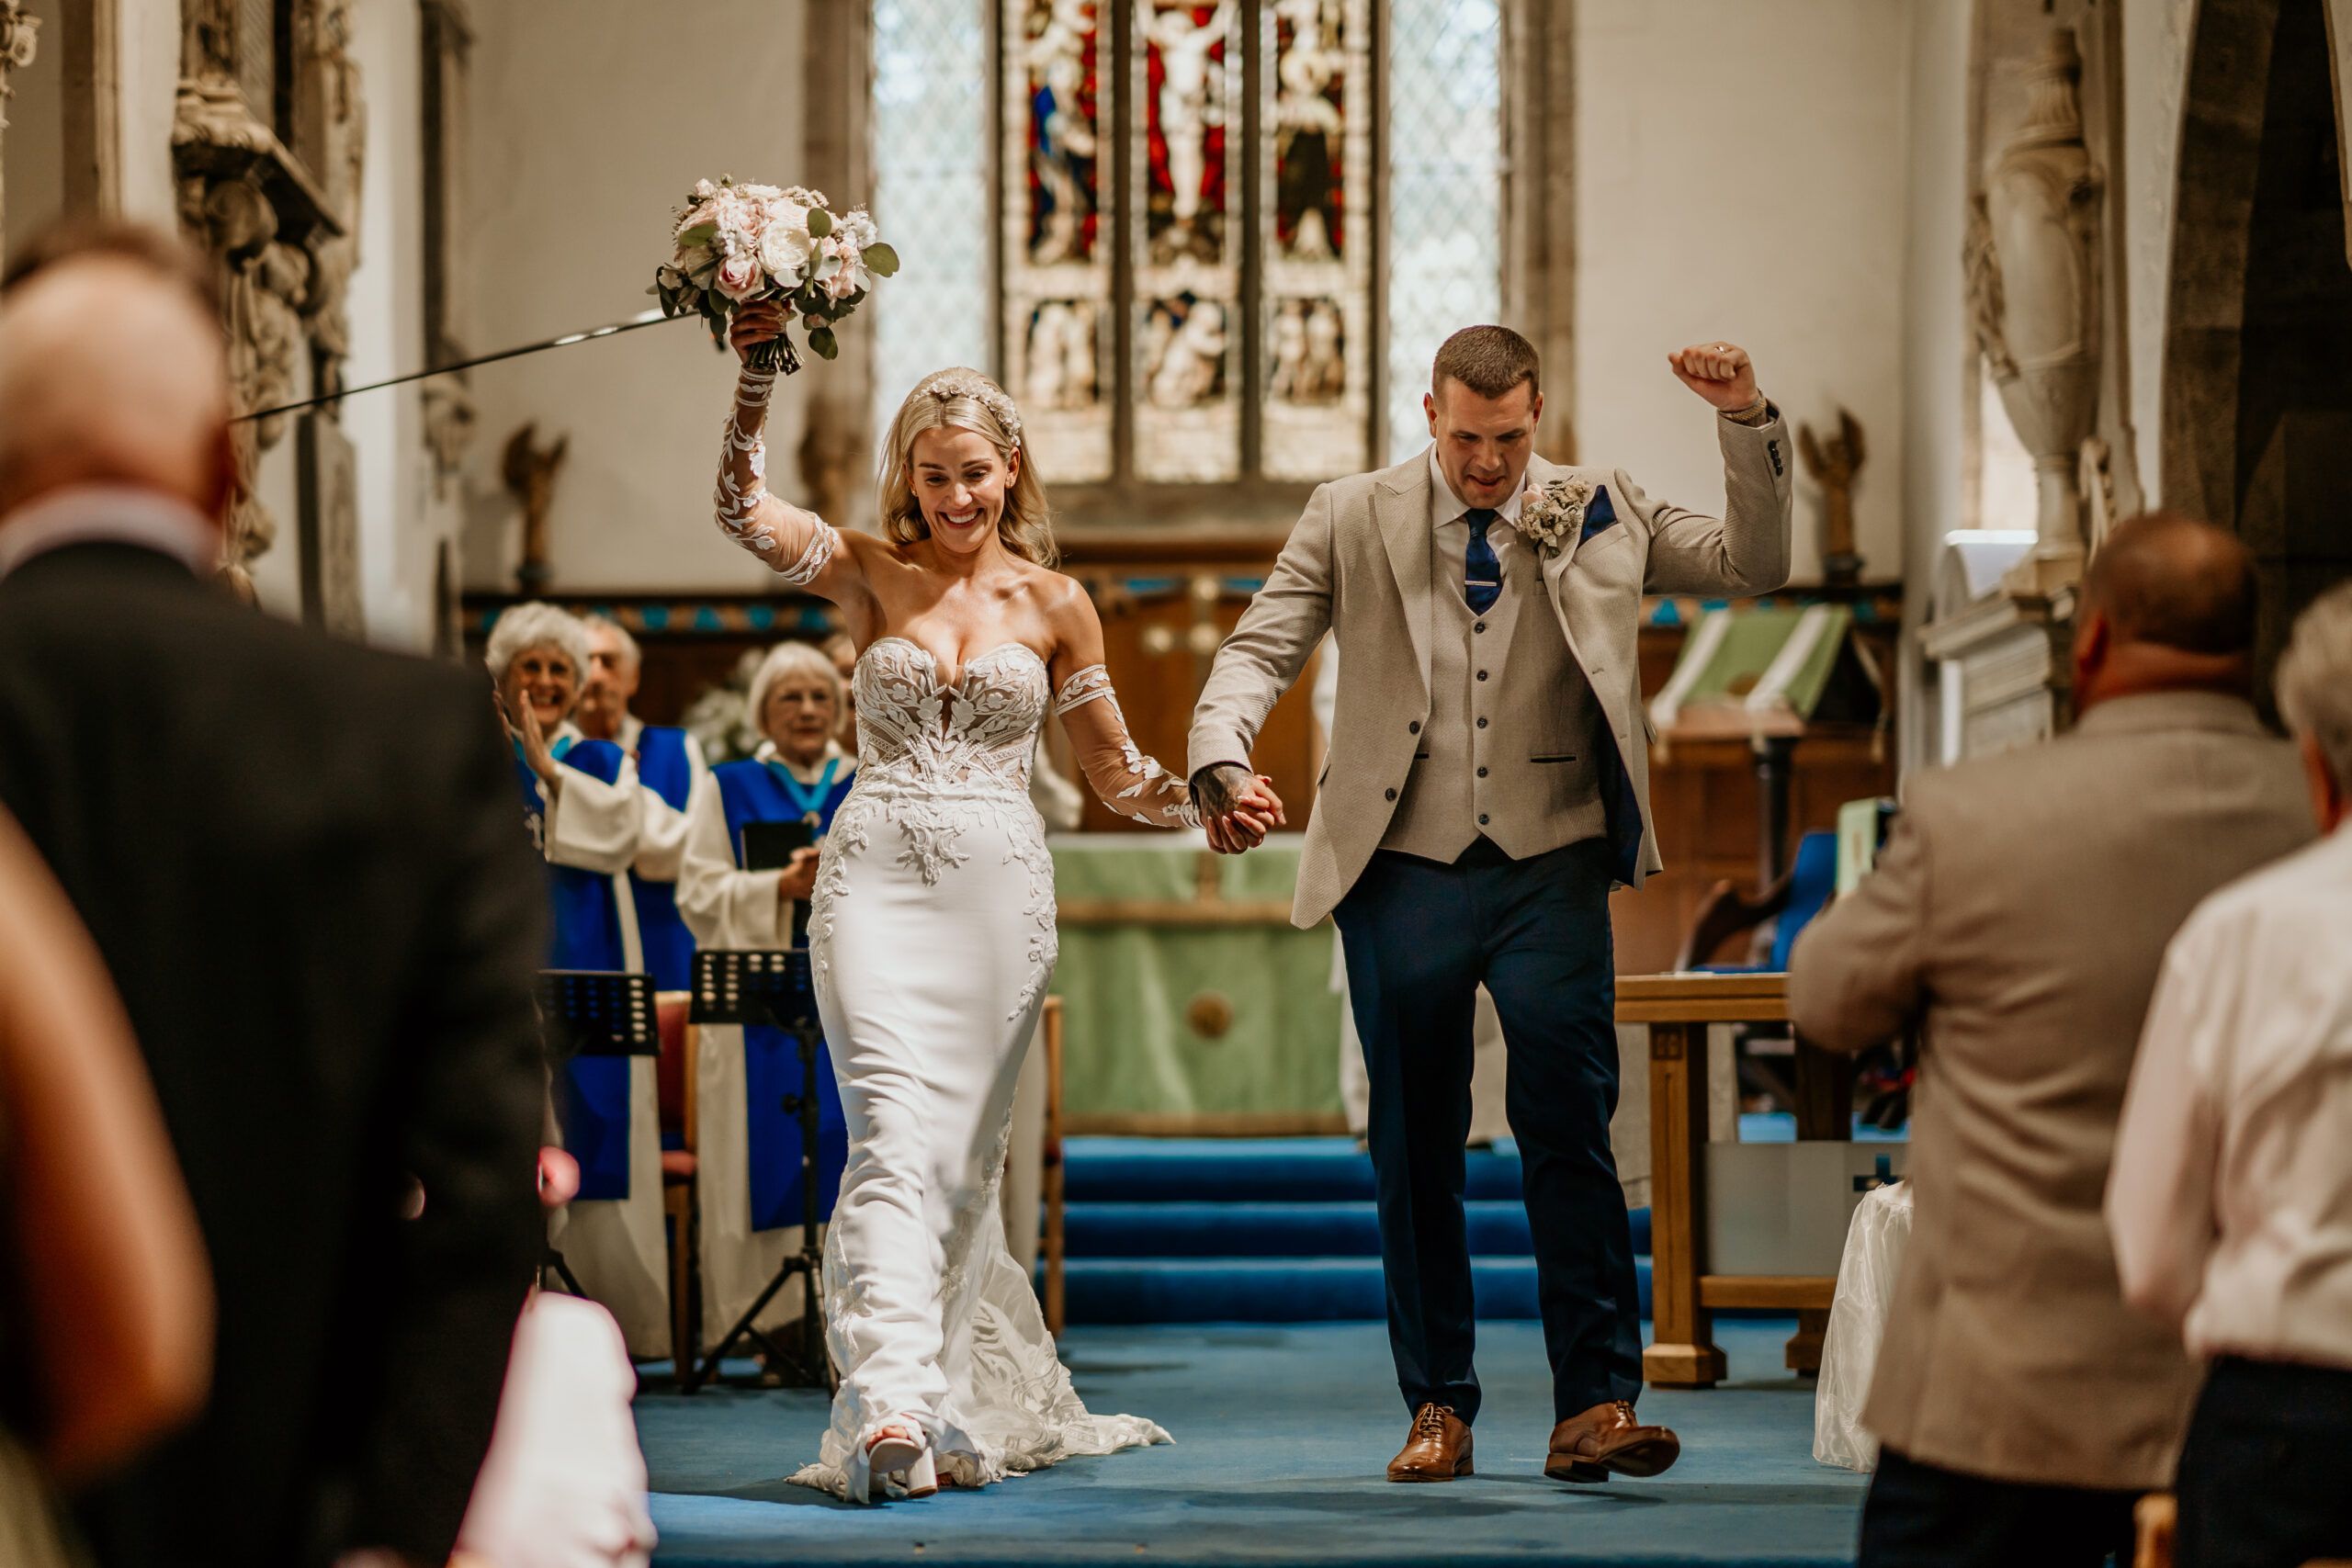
[1964,27,2103,594]
[173,0,366,607]
[503,423,569,593]
[1799,408,1867,586]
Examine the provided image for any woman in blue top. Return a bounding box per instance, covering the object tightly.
[677,640,857,1351]
[491,602,674,1359]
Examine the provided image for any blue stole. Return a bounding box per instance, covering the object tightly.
[517,734,637,1202]
[712,753,856,1230]
[628,725,698,992]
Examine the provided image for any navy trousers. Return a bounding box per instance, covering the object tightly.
[1858,1449,2138,1568]
[2177,1357,2352,1568]
[1332,835,1644,1426]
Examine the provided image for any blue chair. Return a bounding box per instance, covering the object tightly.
[1674,829,1839,974]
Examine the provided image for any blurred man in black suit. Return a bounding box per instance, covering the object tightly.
[0,222,547,1567]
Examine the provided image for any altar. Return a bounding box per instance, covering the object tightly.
[1048,831,1346,1134]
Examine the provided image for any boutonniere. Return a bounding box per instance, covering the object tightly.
[1515,476,1593,560]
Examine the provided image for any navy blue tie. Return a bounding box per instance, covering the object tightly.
[1463,508,1501,613]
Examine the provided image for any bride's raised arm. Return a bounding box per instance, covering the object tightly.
[713,301,865,597]
[1044,583,1283,837]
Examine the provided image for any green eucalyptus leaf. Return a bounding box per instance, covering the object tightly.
[809,326,839,359]
[676,221,718,248]
[807,207,833,239]
[863,242,900,278]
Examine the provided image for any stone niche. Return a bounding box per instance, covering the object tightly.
[174,0,366,632]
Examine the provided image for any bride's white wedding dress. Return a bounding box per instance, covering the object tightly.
[786,632,1187,1501]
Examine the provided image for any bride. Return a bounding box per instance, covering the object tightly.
[711,301,1283,1503]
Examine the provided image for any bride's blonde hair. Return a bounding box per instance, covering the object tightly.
[877,368,1057,568]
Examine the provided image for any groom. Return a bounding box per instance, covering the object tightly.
[1190,326,1791,1483]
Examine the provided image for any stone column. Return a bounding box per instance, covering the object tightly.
[1,1,41,254]
[1502,0,1575,460]
[797,0,874,524]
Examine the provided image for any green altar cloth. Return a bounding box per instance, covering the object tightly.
[1048,832,1345,1123]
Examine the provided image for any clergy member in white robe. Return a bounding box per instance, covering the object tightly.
[489,604,670,1359]
[677,641,858,1347]
[579,613,707,993]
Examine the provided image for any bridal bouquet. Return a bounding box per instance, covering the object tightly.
[651,177,899,375]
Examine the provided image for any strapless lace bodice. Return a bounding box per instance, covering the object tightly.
[852,637,1046,801]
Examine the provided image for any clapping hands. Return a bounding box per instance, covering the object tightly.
[1194,763,1287,855]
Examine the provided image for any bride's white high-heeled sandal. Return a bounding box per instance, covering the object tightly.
[865,1420,938,1498]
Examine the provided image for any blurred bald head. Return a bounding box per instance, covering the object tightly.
[2072,512,2257,714]
[0,221,234,523]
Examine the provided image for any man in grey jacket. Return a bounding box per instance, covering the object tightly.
[1191,325,1792,1484]
[1790,513,2312,1567]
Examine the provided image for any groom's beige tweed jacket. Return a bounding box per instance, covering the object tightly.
[1190,414,1794,928]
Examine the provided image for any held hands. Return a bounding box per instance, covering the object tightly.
[729,299,788,366]
[1194,763,1287,855]
[776,846,821,903]
[1667,343,1761,415]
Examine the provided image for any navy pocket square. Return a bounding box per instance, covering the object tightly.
[1581,486,1619,542]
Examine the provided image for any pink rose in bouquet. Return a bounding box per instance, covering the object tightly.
[652,176,899,376]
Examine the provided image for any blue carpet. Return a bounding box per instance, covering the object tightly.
[1060,1139,1655,1325]
[639,1317,1865,1565]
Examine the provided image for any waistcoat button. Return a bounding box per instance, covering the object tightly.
[1477,767,1487,778]
[1385,787,1397,801]
[1478,813,1489,826]
[1476,717,1488,729]
[1476,670,1488,681]
[1475,622,1487,634]
[1408,720,1420,734]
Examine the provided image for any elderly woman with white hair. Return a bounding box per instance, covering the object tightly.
[677,639,858,1353]
[488,602,670,1360]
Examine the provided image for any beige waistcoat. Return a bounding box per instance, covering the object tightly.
[1382,522,1604,862]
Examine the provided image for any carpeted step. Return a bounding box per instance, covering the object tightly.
[1062,1136,1524,1203]
[1064,1200,1534,1258]
[1064,1257,1656,1324]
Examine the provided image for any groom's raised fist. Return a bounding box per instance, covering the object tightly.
[1668,343,1760,414]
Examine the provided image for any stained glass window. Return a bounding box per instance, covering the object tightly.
[1385,0,1500,462]
[873,0,993,448]
[878,0,1503,500]
[1005,0,1114,482]
[1134,0,1242,481]
[1264,0,1370,479]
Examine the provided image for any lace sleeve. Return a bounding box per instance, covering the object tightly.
[716,366,840,583]
[1053,665,1202,829]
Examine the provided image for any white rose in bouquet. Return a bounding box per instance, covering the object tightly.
[653,175,899,375]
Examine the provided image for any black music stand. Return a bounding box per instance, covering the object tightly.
[537,970,660,1299]
[680,949,834,1394]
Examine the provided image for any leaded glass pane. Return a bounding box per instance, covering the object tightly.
[874,0,993,455]
[1005,0,1114,482]
[1263,0,1369,479]
[1135,0,1241,482]
[1385,0,1500,462]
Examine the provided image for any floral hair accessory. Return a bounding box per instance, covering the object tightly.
[1515,476,1593,560]
[913,367,1023,448]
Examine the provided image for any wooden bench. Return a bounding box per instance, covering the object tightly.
[1620,972,1838,1388]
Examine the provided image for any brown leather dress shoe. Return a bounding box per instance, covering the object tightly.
[1387,1402,1474,1482]
[1545,1400,1680,1483]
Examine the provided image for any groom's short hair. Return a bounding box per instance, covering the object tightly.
[1431,325,1540,404]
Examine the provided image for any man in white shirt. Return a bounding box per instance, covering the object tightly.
[2109,579,2352,1568]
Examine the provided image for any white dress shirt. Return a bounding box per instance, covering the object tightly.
[2108,824,2352,1369]
[1426,445,1527,599]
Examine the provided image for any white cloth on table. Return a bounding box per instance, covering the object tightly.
[456,1292,656,1568]
[793,638,1169,1502]
[1815,1179,1914,1472]
[2108,826,2352,1369]
[541,730,669,1359]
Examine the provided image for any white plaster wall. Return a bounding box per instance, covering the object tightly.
[345,0,437,648]
[1576,0,1911,586]
[461,0,806,593]
[2119,0,2197,506]
[119,0,180,225]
